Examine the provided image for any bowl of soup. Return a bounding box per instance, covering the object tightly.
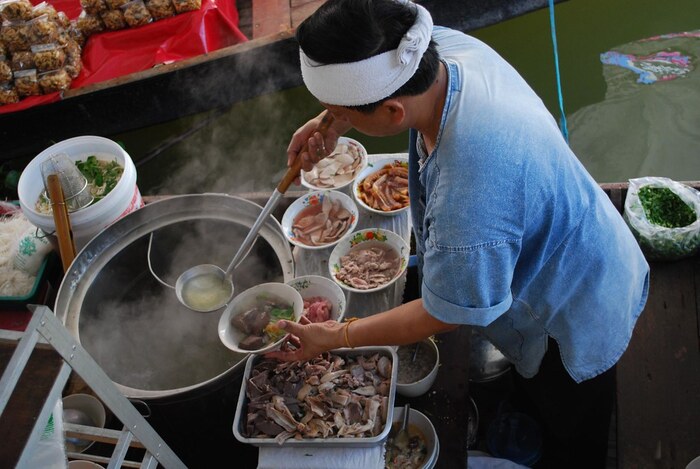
[386,407,439,469]
[395,338,440,397]
[218,282,303,353]
[328,228,409,293]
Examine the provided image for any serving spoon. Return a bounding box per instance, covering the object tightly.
[174,112,335,313]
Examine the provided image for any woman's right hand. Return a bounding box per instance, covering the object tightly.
[286,111,350,173]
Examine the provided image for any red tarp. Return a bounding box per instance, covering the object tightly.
[0,0,247,114]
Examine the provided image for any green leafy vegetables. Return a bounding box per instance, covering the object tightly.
[638,186,697,228]
[76,155,123,203]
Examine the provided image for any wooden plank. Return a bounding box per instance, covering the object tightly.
[252,0,292,39]
[290,0,323,28]
[0,342,64,467]
[616,256,700,468]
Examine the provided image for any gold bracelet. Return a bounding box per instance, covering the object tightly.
[343,317,359,348]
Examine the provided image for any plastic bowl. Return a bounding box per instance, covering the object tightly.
[17,136,143,250]
[300,137,368,192]
[280,190,358,251]
[328,228,409,294]
[352,156,409,216]
[387,407,440,469]
[62,393,106,453]
[395,338,440,397]
[218,282,304,354]
[286,275,347,323]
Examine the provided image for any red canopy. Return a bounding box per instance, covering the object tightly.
[0,0,247,114]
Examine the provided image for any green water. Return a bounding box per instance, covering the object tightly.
[116,0,700,194]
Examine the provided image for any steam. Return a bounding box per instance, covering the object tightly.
[79,220,284,391]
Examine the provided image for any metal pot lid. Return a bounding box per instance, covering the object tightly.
[55,194,295,399]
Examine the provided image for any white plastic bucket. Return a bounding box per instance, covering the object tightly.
[18,136,143,251]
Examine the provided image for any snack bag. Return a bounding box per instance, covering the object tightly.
[624,176,700,260]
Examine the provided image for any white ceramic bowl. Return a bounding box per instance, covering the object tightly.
[352,156,409,216]
[300,137,368,192]
[218,282,304,354]
[388,407,440,469]
[286,275,347,323]
[328,228,410,293]
[395,338,440,397]
[62,393,107,453]
[281,190,359,250]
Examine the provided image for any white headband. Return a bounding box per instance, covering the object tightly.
[299,0,433,106]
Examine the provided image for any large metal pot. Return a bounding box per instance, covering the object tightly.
[55,194,295,399]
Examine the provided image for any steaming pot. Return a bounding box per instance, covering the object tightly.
[54,194,295,399]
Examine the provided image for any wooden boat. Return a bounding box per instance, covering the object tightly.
[0,0,563,163]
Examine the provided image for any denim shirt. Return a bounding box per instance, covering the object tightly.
[409,28,649,383]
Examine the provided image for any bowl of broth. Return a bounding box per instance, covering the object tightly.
[385,407,439,468]
[218,282,303,354]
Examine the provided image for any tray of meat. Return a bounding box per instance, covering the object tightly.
[233,346,397,447]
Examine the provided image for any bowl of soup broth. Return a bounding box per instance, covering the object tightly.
[218,282,303,354]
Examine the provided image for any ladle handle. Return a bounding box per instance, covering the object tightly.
[276,111,335,194]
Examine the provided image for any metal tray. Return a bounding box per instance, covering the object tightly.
[233,346,398,447]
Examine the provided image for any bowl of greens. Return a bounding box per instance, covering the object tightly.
[18,136,142,250]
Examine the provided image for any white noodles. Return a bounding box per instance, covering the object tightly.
[0,213,38,297]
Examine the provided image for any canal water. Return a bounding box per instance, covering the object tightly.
[114,0,700,195]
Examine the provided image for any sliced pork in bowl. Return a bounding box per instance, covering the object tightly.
[287,274,346,323]
[353,156,409,216]
[301,137,367,191]
[328,228,410,293]
[281,190,359,250]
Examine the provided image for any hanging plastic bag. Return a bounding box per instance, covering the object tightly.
[624,176,700,260]
[23,398,68,469]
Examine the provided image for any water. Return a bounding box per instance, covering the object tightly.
[113,0,700,193]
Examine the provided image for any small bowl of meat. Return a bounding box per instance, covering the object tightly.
[300,137,368,191]
[386,406,439,469]
[281,190,359,250]
[286,274,346,323]
[218,282,304,354]
[352,156,409,216]
[328,228,410,293]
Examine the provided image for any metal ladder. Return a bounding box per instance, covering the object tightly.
[0,305,187,469]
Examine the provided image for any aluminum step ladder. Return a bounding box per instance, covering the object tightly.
[0,305,187,469]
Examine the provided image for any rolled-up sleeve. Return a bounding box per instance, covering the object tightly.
[421,239,520,326]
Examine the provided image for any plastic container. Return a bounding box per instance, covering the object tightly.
[18,136,143,251]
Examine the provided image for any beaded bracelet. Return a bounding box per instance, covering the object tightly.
[343,317,359,348]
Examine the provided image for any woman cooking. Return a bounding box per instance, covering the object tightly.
[267,0,649,466]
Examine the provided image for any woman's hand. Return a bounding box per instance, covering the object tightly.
[266,318,344,362]
[286,111,350,173]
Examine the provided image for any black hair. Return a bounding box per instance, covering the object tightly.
[297,0,440,113]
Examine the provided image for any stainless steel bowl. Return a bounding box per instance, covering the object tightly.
[469,328,512,383]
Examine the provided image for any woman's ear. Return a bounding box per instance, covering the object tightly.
[382,99,407,125]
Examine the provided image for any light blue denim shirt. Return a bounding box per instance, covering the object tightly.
[409,27,650,383]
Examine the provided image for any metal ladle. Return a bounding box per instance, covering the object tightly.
[172,112,335,313]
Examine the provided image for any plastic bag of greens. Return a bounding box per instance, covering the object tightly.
[624,177,700,260]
